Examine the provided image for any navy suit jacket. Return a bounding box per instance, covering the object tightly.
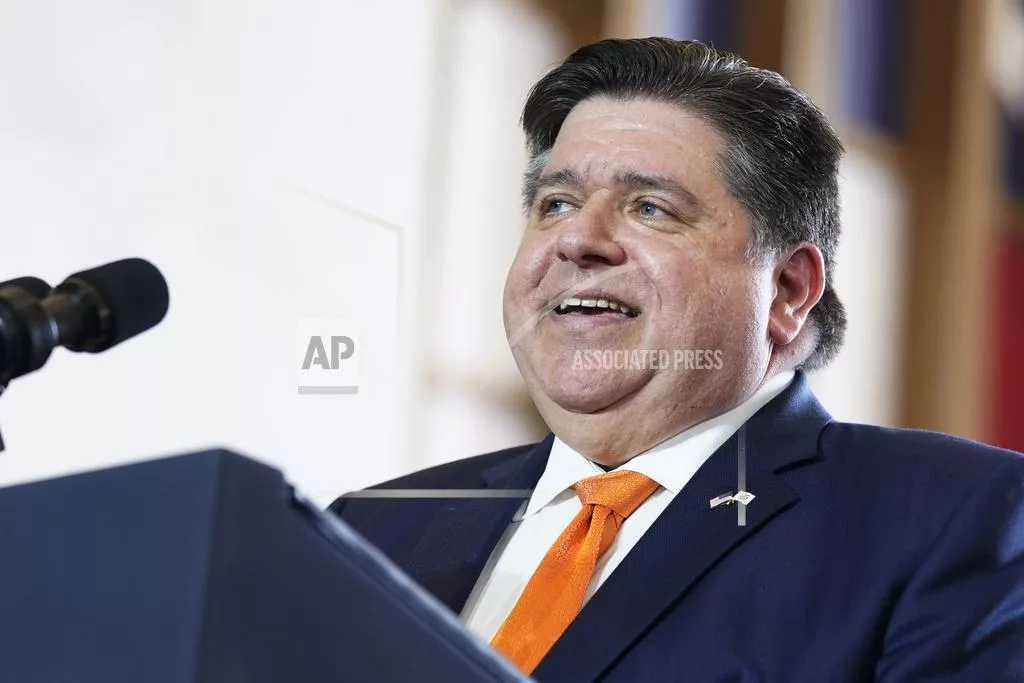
[330,373,1024,682]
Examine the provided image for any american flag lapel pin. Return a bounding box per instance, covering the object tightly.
[710,490,756,509]
[732,490,756,505]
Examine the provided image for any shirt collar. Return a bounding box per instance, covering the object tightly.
[523,371,796,518]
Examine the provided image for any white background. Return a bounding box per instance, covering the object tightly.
[0,0,440,504]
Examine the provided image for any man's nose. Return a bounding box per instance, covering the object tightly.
[556,203,626,267]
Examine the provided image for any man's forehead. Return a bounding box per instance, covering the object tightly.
[535,144,720,198]
[538,159,675,180]
[534,162,674,188]
[555,96,720,142]
[543,100,724,176]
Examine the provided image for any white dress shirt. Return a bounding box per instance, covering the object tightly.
[459,371,795,641]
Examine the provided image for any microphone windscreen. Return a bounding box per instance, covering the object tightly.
[67,258,169,350]
[0,277,52,300]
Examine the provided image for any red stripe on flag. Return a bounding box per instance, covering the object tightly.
[994,231,1024,451]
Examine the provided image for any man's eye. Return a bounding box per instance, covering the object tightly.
[542,199,572,215]
[637,201,667,218]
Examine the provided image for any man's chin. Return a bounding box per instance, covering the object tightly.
[537,374,651,416]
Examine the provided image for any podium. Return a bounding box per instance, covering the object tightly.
[0,450,530,683]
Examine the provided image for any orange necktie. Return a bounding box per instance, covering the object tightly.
[490,470,660,674]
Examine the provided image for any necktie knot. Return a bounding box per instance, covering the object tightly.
[572,470,660,519]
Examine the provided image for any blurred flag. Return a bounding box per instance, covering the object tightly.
[990,0,1024,450]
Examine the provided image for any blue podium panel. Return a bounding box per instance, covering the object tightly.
[0,451,528,683]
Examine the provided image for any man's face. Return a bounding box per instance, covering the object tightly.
[503,97,775,440]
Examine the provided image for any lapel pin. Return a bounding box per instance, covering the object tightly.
[733,490,755,505]
[710,492,735,509]
[710,490,756,509]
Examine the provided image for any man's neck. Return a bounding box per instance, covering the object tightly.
[547,370,797,467]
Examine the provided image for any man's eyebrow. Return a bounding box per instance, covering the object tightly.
[521,167,585,209]
[520,167,705,217]
[615,171,704,215]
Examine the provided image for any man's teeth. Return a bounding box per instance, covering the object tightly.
[556,297,636,315]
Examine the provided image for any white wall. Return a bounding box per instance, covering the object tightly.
[0,0,443,505]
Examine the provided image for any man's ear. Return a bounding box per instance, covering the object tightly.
[767,243,826,346]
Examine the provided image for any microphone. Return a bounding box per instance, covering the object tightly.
[0,277,52,300]
[0,258,169,386]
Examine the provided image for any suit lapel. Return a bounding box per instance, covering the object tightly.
[533,375,831,683]
[403,435,553,614]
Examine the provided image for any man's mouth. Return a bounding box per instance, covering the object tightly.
[552,294,641,318]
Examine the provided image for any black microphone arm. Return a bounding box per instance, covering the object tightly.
[0,258,169,451]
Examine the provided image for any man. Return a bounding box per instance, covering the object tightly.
[331,38,1024,682]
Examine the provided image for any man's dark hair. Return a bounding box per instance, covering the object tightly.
[520,38,846,370]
